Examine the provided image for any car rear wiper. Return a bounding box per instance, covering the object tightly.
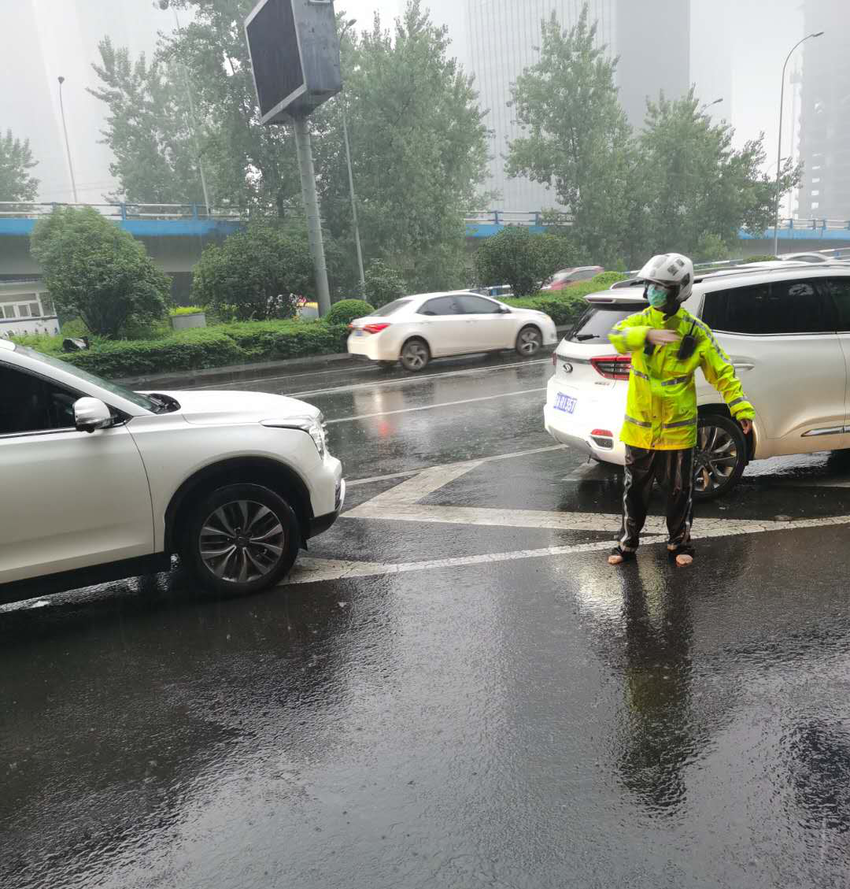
[573,334,598,342]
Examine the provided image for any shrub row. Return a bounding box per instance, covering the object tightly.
[58,320,350,378]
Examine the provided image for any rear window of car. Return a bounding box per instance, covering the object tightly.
[568,304,644,343]
[372,299,412,317]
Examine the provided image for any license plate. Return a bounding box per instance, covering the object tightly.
[554,392,577,414]
[353,330,364,337]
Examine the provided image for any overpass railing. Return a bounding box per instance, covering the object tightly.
[2,203,850,234]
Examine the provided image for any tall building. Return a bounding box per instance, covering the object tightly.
[796,0,850,220]
[451,0,696,211]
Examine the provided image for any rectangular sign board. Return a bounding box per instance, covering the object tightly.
[245,0,342,123]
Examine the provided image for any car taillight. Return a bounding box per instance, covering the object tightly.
[590,429,615,449]
[591,355,631,380]
[363,323,391,335]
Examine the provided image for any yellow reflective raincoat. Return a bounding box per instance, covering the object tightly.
[609,306,755,450]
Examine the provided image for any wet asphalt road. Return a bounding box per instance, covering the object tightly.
[3,353,850,888]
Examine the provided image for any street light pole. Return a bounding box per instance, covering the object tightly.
[339,19,366,294]
[57,77,78,203]
[773,31,824,257]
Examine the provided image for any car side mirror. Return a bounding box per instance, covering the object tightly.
[74,397,112,433]
[499,306,511,314]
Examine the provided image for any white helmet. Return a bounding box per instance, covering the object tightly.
[638,253,694,303]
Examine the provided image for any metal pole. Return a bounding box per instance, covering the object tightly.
[57,77,78,203]
[773,32,824,257]
[341,100,366,294]
[293,116,331,317]
[169,6,211,215]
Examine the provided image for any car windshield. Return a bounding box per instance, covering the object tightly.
[371,299,412,317]
[13,344,155,411]
[568,304,645,343]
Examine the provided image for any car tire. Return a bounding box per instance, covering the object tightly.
[377,360,396,370]
[516,325,543,357]
[693,414,747,502]
[184,483,300,596]
[400,338,430,373]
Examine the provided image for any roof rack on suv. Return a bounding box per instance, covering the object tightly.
[611,259,850,290]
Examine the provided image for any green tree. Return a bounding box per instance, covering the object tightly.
[637,89,801,258]
[0,129,39,202]
[191,224,314,321]
[89,38,205,204]
[314,1,489,292]
[475,228,582,296]
[158,0,302,217]
[30,207,170,338]
[362,259,407,308]
[506,6,638,266]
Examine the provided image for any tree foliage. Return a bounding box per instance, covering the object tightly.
[507,4,800,267]
[191,225,314,321]
[474,228,583,296]
[638,89,801,258]
[0,129,39,202]
[30,207,170,338]
[507,7,637,266]
[362,259,407,308]
[89,38,204,204]
[315,1,489,292]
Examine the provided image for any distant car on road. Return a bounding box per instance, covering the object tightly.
[541,266,605,292]
[347,291,558,372]
[0,341,344,603]
[544,261,850,500]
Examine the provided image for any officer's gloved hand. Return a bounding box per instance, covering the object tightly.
[647,329,682,346]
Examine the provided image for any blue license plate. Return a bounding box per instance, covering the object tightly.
[554,392,577,414]
[353,330,364,337]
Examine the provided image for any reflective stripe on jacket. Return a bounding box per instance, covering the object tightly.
[609,306,755,450]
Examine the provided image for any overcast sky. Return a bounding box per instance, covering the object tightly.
[4,0,839,210]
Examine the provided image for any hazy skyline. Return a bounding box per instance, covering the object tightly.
[3,0,843,217]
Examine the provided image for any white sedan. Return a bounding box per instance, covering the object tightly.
[347,291,558,372]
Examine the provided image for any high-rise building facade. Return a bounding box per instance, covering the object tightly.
[796,0,850,220]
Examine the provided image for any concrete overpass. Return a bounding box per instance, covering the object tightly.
[3,203,850,293]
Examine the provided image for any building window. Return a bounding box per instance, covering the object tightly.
[0,305,16,319]
[17,304,30,317]
[29,303,40,317]
[40,296,55,316]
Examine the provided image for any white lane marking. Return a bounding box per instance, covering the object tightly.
[326,388,546,424]
[344,451,850,537]
[287,514,850,585]
[346,445,566,487]
[189,358,550,393]
[286,541,616,585]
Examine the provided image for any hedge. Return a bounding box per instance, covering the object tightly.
[20,272,627,379]
[324,299,374,326]
[56,320,349,378]
[504,271,628,327]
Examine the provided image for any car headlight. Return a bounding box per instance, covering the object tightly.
[261,414,327,458]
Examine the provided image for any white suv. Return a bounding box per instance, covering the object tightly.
[545,263,850,499]
[0,341,344,603]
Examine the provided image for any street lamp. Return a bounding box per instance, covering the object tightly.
[158,0,211,214]
[339,18,366,295]
[57,77,78,203]
[773,31,824,256]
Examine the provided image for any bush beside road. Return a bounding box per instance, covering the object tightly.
[14,274,626,378]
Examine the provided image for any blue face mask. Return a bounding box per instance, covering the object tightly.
[646,284,672,308]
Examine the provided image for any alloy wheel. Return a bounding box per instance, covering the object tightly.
[518,327,542,356]
[401,341,429,371]
[694,424,739,494]
[199,499,285,583]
